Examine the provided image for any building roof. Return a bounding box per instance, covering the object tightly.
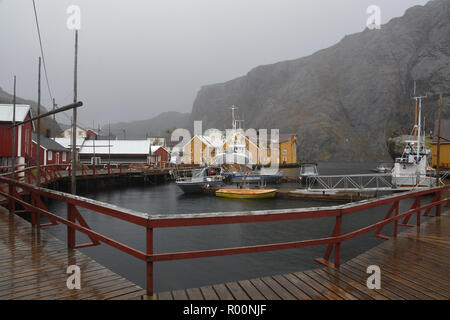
[55,137,86,149]
[433,119,450,143]
[151,146,169,153]
[0,104,31,122]
[32,133,67,152]
[79,140,151,155]
[265,133,297,143]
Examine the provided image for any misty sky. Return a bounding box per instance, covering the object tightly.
[0,0,429,128]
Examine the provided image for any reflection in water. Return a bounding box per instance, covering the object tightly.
[41,161,428,292]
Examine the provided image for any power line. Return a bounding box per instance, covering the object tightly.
[32,0,54,102]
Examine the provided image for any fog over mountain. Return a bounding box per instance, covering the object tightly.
[189,0,450,161]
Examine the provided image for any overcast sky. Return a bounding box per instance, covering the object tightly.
[0,0,429,127]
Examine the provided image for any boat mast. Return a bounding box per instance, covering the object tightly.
[413,82,418,151]
[231,105,237,130]
[412,86,426,164]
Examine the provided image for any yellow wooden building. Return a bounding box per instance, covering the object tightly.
[181,135,221,165]
[181,132,298,166]
[432,119,450,169]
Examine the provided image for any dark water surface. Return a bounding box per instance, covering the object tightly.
[41,161,431,293]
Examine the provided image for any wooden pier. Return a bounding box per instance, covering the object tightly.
[0,206,146,300]
[154,208,450,300]
[1,205,449,300]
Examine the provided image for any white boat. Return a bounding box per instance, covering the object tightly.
[299,163,319,183]
[175,166,225,193]
[371,164,392,173]
[391,86,436,188]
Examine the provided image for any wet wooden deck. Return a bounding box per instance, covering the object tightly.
[0,206,147,300]
[1,204,449,300]
[154,209,450,300]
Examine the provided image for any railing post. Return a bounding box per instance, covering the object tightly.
[436,191,441,217]
[8,183,15,215]
[394,201,399,237]
[67,203,76,248]
[146,227,154,296]
[334,213,342,268]
[416,196,421,227]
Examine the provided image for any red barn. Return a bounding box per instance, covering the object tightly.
[0,104,33,167]
[31,134,71,166]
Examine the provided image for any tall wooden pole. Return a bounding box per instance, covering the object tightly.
[52,98,56,140]
[71,30,78,194]
[36,57,42,186]
[108,122,111,165]
[436,93,443,186]
[11,76,16,180]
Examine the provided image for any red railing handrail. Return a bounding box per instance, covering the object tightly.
[0,165,448,296]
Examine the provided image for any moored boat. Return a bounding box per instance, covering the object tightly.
[175,167,225,193]
[215,188,277,199]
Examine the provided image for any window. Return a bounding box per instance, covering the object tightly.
[48,151,53,161]
[62,152,66,162]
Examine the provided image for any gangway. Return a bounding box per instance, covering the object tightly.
[305,173,394,191]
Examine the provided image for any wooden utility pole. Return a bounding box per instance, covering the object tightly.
[71,30,78,195]
[436,93,443,186]
[108,122,111,165]
[36,57,42,186]
[11,76,16,180]
[52,98,56,140]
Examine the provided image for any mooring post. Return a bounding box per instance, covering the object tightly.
[146,226,154,296]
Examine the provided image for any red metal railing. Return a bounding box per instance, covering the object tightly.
[0,166,449,296]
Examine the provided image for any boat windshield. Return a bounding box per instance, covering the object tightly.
[192,169,204,178]
[302,166,317,174]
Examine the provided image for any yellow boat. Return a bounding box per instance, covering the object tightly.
[215,188,277,199]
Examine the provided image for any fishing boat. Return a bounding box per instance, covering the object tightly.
[391,84,436,188]
[221,164,283,184]
[175,166,225,193]
[215,188,277,199]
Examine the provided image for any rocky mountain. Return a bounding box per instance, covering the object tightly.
[0,86,61,137]
[101,111,190,140]
[189,0,450,162]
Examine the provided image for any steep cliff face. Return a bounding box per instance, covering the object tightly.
[189,0,450,161]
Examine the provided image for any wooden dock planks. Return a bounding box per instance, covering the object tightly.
[0,206,148,300]
[155,209,450,300]
[1,201,449,300]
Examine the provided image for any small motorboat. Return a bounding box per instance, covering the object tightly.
[299,163,319,183]
[215,188,277,199]
[371,164,392,173]
[175,166,225,193]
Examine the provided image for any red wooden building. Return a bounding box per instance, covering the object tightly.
[31,134,71,166]
[0,104,33,167]
[150,146,169,165]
